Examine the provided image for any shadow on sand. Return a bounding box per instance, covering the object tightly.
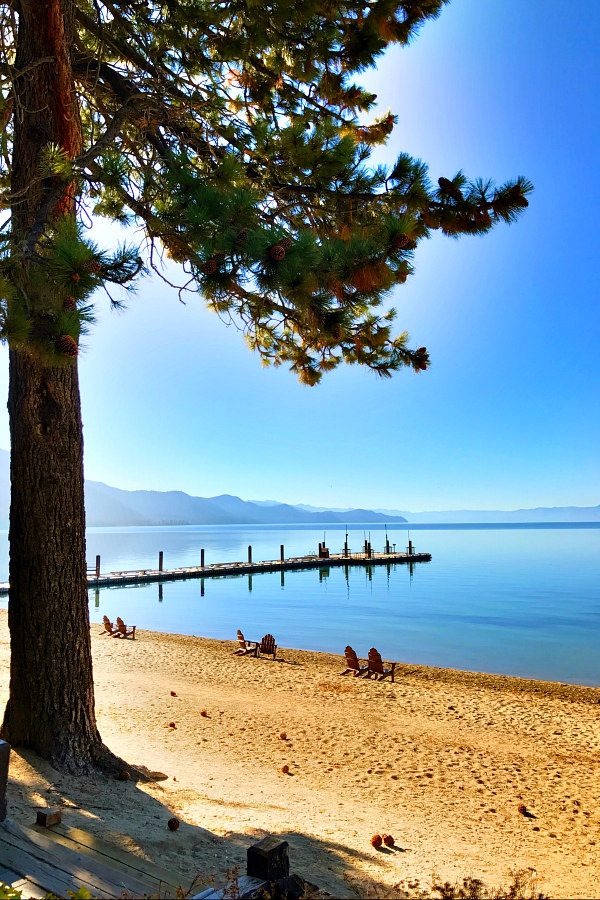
[6,750,390,898]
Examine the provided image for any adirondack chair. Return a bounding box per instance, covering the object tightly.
[100,615,119,636]
[258,633,277,659]
[366,648,396,682]
[114,616,136,640]
[234,629,259,656]
[340,646,369,676]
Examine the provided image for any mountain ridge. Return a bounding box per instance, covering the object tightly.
[0,449,597,525]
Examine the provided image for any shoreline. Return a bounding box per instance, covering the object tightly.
[96,618,600,698]
[1,611,599,898]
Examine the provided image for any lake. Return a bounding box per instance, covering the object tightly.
[1,523,599,686]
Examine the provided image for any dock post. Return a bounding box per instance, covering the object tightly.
[344,540,349,557]
[95,554,101,577]
[367,542,372,558]
[408,539,414,556]
[0,739,9,822]
[158,550,164,572]
[201,548,205,568]
[280,544,284,562]
[248,545,252,564]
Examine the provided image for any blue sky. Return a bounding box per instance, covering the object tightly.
[1,0,598,511]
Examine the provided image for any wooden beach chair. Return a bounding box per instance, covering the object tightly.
[113,616,136,640]
[100,615,119,636]
[234,629,259,656]
[366,648,396,682]
[258,633,277,659]
[340,646,369,676]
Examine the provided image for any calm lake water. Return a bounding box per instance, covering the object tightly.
[1,523,599,686]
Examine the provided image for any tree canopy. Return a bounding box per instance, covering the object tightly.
[0,0,531,385]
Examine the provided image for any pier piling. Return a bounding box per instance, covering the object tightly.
[158,551,164,572]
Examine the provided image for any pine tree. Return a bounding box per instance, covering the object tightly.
[0,0,530,773]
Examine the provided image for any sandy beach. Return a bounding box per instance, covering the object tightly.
[0,611,598,898]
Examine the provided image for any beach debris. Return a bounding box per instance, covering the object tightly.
[201,709,209,717]
[170,690,177,697]
[116,769,130,781]
[169,721,176,729]
[383,834,395,847]
[279,732,287,740]
[167,817,180,831]
[370,834,383,849]
[281,764,290,774]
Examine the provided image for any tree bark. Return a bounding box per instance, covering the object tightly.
[0,0,110,772]
[1,352,105,772]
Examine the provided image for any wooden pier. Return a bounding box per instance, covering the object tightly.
[0,548,430,596]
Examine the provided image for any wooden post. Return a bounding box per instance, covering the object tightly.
[367,542,372,559]
[408,539,414,556]
[201,548,205,567]
[344,540,349,557]
[280,544,284,562]
[158,550,164,572]
[247,836,290,881]
[0,739,8,822]
[95,554,100,577]
[248,545,252,564]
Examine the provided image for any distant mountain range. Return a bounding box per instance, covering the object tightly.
[0,448,597,525]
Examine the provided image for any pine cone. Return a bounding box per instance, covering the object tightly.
[85,260,103,274]
[202,257,219,275]
[55,335,78,357]
[413,346,429,371]
[422,210,441,229]
[268,243,286,262]
[438,177,463,203]
[70,272,81,283]
[390,233,411,251]
[236,228,249,244]
[63,296,77,312]
[279,237,293,251]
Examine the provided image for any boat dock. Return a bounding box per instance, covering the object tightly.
[0,544,431,596]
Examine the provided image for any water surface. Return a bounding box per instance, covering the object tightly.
[1,523,598,685]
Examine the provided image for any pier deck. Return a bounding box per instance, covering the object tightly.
[0,551,431,596]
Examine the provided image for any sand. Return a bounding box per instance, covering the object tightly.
[0,611,599,898]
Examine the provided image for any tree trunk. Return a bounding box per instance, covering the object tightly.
[0,0,111,772]
[1,352,105,772]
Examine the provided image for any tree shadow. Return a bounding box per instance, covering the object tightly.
[5,750,391,898]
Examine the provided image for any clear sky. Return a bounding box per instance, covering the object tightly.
[0,0,598,511]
